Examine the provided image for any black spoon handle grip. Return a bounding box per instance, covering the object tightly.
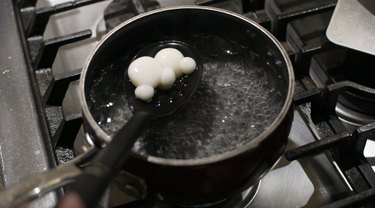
[67,112,151,208]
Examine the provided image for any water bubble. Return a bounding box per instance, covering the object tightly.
[240,44,249,49]
[92,39,286,160]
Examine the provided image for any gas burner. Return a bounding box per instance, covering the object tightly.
[336,102,375,132]
[334,51,375,131]
[309,49,375,131]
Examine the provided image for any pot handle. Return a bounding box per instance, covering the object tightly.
[67,111,151,208]
[0,145,98,208]
[0,163,82,208]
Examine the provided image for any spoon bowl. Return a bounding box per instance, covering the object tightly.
[125,41,203,116]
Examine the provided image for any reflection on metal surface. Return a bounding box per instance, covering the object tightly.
[40,0,112,75]
[0,1,58,207]
[0,164,82,208]
[63,80,82,116]
[251,111,348,207]
[364,140,375,172]
[327,0,375,56]
[252,160,313,207]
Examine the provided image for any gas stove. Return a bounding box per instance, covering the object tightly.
[0,0,374,207]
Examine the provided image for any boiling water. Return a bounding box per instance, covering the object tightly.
[88,39,287,159]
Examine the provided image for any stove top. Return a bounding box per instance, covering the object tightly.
[0,0,375,207]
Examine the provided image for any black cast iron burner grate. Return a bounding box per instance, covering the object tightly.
[287,97,375,207]
[2,0,375,207]
[19,0,108,149]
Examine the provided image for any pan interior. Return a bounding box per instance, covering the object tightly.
[85,8,289,159]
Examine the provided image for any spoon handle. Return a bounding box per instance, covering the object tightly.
[67,111,151,208]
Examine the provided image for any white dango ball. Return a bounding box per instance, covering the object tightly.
[179,57,196,74]
[154,48,184,78]
[128,56,162,88]
[128,48,197,102]
[135,85,154,101]
[159,67,176,90]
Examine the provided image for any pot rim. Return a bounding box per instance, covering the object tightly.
[80,5,295,166]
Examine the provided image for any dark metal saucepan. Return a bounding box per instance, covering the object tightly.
[0,6,294,208]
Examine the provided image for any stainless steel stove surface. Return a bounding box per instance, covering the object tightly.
[1,0,375,207]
